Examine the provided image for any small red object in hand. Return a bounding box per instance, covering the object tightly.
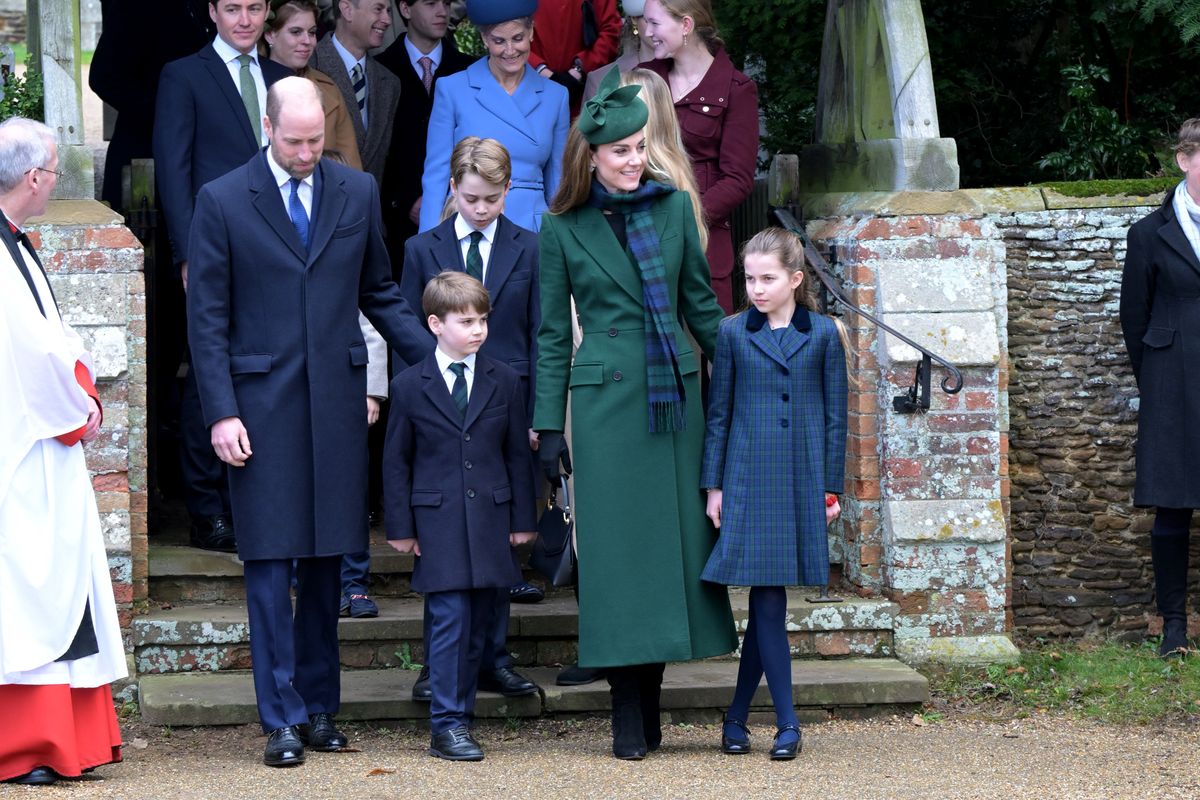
[825,493,838,508]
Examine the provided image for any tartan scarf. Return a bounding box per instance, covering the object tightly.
[588,179,686,432]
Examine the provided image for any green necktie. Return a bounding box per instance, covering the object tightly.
[237,54,262,144]
[448,362,468,418]
[465,231,484,282]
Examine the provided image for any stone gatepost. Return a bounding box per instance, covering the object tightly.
[802,190,1022,665]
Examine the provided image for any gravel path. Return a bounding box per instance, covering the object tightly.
[7,716,1198,800]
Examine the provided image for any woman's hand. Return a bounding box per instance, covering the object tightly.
[706,488,722,528]
[366,396,381,426]
[510,531,536,546]
[389,538,420,556]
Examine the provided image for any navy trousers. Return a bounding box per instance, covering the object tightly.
[422,589,511,675]
[179,361,230,520]
[244,556,342,733]
[426,588,492,734]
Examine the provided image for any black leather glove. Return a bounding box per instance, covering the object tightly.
[549,70,585,106]
[537,432,573,483]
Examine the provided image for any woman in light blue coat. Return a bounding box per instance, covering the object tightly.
[419,0,569,233]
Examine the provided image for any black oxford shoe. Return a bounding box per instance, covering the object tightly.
[476,667,539,697]
[263,726,305,767]
[298,713,347,751]
[189,514,237,553]
[429,726,484,761]
[411,664,432,702]
[4,767,58,785]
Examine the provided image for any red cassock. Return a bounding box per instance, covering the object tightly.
[0,685,122,781]
[530,0,622,117]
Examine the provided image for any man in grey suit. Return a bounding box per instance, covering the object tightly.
[310,0,402,186]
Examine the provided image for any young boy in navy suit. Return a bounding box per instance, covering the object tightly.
[383,271,537,761]
[399,136,544,704]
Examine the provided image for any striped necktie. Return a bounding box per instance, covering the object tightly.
[465,231,483,282]
[448,362,468,418]
[351,62,367,122]
[237,54,261,143]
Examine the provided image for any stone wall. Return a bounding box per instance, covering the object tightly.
[29,200,147,646]
[1000,200,1159,638]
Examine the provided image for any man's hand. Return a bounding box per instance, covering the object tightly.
[826,494,841,524]
[211,416,252,466]
[367,396,382,426]
[510,531,536,546]
[408,196,422,225]
[81,395,102,443]
[528,428,540,451]
[389,538,420,555]
[180,260,189,292]
[706,488,722,528]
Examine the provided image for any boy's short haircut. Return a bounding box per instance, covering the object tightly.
[423,270,492,320]
[450,136,512,187]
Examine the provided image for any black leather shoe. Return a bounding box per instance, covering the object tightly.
[720,717,751,754]
[190,514,237,553]
[297,713,347,751]
[1160,619,1190,658]
[769,724,802,761]
[411,664,432,701]
[556,664,605,686]
[477,667,539,697]
[429,726,484,761]
[3,767,57,785]
[263,726,305,767]
[509,581,545,604]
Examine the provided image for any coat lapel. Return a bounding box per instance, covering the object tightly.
[568,206,643,304]
[484,217,521,301]
[306,161,344,267]
[431,217,465,271]
[463,359,497,431]
[316,36,367,145]
[200,45,258,150]
[744,305,811,368]
[249,153,307,263]
[1158,195,1200,277]
[420,354,463,427]
[469,60,538,143]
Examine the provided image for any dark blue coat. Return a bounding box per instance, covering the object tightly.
[398,214,540,419]
[700,306,848,586]
[383,353,536,593]
[186,153,434,560]
[153,43,291,264]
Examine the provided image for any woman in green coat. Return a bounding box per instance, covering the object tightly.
[533,69,737,760]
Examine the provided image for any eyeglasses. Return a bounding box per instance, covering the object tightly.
[26,166,62,178]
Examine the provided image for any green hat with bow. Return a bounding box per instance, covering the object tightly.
[577,68,649,145]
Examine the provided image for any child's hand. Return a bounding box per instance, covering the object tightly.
[528,428,540,451]
[366,397,381,426]
[825,494,841,524]
[510,531,536,546]
[389,538,420,556]
[706,488,722,528]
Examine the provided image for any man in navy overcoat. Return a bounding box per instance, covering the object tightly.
[186,77,433,767]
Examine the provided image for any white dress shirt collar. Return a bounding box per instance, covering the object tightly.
[405,36,443,74]
[454,214,497,245]
[266,150,315,218]
[212,33,257,66]
[331,32,366,76]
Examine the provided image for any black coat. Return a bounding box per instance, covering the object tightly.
[376,37,477,269]
[186,154,434,560]
[383,353,536,593]
[1121,191,1200,508]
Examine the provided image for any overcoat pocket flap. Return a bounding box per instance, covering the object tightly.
[492,485,512,503]
[332,218,367,238]
[229,353,272,374]
[569,363,605,387]
[349,342,369,366]
[1142,327,1175,348]
[678,351,698,375]
[411,491,442,507]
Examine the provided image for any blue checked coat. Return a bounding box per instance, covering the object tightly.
[700,305,848,586]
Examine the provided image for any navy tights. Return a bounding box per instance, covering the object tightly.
[725,586,799,744]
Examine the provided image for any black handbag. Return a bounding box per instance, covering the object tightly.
[531,475,577,587]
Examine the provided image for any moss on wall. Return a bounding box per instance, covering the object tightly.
[1036,177,1177,198]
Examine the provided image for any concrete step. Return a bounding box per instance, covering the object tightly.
[137,658,928,727]
[148,538,562,603]
[132,593,898,674]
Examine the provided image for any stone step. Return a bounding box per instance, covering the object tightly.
[137,658,928,727]
[148,539,563,603]
[132,593,898,674]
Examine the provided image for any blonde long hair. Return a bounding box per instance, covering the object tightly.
[621,68,707,251]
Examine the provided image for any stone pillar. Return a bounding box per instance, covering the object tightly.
[804,190,1020,665]
[27,200,147,633]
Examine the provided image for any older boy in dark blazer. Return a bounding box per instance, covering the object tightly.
[383,272,537,761]
[398,136,542,703]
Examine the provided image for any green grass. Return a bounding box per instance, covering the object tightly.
[1036,176,1177,198]
[925,640,1200,724]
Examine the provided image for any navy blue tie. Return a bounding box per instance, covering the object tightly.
[289,177,309,249]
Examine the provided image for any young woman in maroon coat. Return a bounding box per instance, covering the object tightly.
[639,0,759,314]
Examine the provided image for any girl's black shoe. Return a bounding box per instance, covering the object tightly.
[769,724,802,760]
[720,716,751,755]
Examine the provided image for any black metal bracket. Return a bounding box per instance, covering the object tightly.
[771,207,964,412]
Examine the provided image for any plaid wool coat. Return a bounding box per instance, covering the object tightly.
[701,306,848,586]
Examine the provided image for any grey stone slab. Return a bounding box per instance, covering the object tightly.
[884,499,1007,544]
[149,546,244,578]
[876,259,995,313]
[881,310,1001,366]
[140,660,928,726]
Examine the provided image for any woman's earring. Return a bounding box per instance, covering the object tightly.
[683,33,688,48]
[589,164,595,172]
[631,19,639,37]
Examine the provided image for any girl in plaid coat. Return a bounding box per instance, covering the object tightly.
[702,227,848,760]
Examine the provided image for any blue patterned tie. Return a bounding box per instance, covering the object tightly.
[289,178,309,249]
